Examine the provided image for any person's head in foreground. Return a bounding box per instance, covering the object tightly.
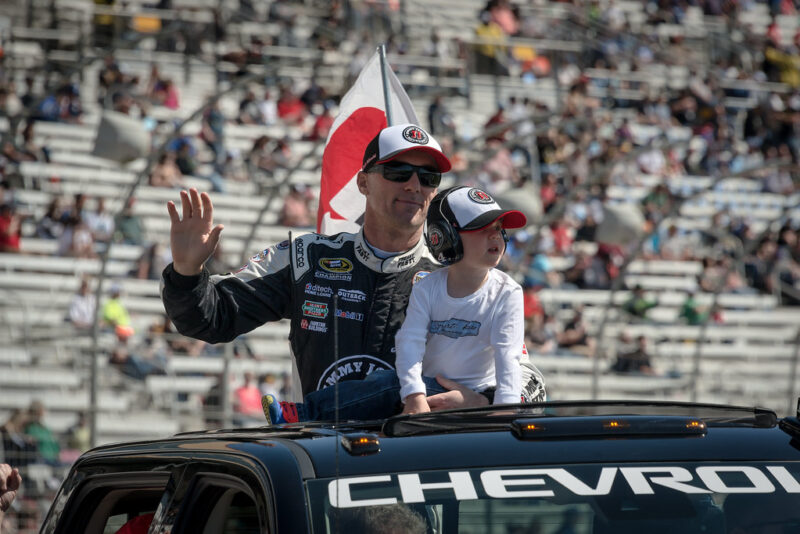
[425,185,527,268]
[358,124,451,245]
[331,503,427,534]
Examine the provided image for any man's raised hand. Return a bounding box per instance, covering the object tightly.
[0,463,21,514]
[167,188,224,276]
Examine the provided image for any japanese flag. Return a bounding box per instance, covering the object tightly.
[317,51,420,234]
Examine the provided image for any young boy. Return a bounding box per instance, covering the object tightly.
[264,186,527,423]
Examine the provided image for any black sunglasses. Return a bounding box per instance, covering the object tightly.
[372,163,442,188]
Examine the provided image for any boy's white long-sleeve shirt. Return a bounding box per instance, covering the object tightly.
[395,267,524,404]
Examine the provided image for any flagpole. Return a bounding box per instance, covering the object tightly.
[378,43,394,126]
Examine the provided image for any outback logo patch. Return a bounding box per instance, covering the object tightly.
[338,289,366,303]
[316,355,393,390]
[413,271,430,284]
[429,318,481,339]
[276,240,290,250]
[305,283,332,298]
[300,319,327,333]
[319,258,353,273]
[468,188,494,204]
[302,300,329,318]
[335,309,364,321]
[402,126,429,145]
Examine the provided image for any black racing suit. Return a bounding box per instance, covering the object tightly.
[161,230,439,396]
[161,229,546,401]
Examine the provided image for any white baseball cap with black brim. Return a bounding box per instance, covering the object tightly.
[362,123,452,173]
[441,186,527,231]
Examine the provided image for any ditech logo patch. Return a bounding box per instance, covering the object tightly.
[302,300,329,318]
[318,258,353,273]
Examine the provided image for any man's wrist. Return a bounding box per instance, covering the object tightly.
[165,263,207,290]
[403,392,425,404]
[172,262,203,276]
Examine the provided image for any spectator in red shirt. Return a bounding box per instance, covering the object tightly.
[306,105,334,141]
[550,219,573,256]
[235,372,263,420]
[277,87,305,125]
[0,203,22,253]
[540,173,559,213]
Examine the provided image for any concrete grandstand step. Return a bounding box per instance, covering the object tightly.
[543,373,691,394]
[146,375,218,395]
[96,413,180,437]
[0,347,33,365]
[19,237,144,261]
[0,272,160,297]
[0,253,134,277]
[602,324,798,343]
[0,368,83,388]
[0,390,130,412]
[654,342,797,360]
[166,355,291,375]
[538,288,779,310]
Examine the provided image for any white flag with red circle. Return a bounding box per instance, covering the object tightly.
[317,51,420,234]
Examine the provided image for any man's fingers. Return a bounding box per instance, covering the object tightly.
[208,224,225,248]
[167,201,180,224]
[200,192,214,223]
[426,391,456,411]
[179,189,192,220]
[8,469,20,492]
[0,464,10,491]
[189,188,202,219]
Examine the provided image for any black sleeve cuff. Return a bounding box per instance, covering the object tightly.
[163,263,208,290]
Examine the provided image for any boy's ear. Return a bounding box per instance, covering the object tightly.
[356,171,368,195]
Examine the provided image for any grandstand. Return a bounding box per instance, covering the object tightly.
[1,0,800,530]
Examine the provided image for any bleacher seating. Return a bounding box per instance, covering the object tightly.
[2,2,800,508]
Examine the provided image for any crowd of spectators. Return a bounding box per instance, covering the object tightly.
[3,7,800,513]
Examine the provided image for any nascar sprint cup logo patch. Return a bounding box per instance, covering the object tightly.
[319,258,353,273]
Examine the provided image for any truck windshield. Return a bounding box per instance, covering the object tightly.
[307,462,800,533]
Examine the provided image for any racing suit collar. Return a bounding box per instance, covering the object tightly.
[354,229,430,273]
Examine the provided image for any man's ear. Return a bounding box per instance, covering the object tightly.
[356,171,368,195]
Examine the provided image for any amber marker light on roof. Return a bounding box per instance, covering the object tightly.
[603,420,631,430]
[512,416,708,440]
[341,433,381,456]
